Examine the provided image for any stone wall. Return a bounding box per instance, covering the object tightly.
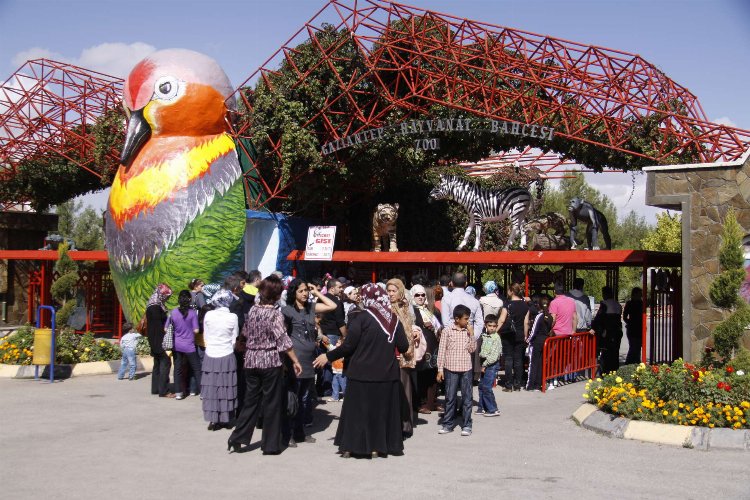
[646,156,750,361]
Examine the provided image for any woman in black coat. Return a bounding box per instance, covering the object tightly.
[144,283,173,397]
[314,283,410,458]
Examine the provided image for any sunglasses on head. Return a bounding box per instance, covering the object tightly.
[414,293,426,297]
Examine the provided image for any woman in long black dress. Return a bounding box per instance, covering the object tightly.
[144,283,173,397]
[313,283,410,458]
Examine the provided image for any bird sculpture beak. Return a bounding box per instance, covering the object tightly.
[120,108,151,168]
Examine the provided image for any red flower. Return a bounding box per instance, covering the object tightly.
[651,365,660,374]
[725,385,732,392]
[726,366,735,374]
[684,362,695,372]
[717,382,725,389]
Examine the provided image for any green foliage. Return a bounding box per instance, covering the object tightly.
[641,212,682,253]
[91,108,125,186]
[54,328,121,364]
[729,349,750,373]
[709,209,747,362]
[55,200,105,251]
[713,304,750,363]
[136,336,151,357]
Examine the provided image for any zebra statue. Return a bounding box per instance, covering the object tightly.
[429,174,532,251]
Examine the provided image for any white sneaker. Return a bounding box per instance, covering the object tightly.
[546,383,556,391]
[483,410,501,417]
[460,428,472,436]
[438,427,453,434]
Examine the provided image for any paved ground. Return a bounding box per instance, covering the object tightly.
[2,372,749,500]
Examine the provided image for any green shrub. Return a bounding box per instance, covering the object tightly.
[708,209,748,363]
[135,336,151,356]
[729,349,750,374]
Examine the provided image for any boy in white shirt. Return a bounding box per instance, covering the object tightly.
[117,322,142,380]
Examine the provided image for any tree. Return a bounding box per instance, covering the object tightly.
[50,242,80,327]
[641,212,681,253]
[707,209,750,363]
[55,200,105,250]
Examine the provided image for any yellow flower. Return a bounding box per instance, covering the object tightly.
[741,402,750,409]
[615,376,623,384]
[709,424,715,428]
[662,410,668,416]
[84,348,90,352]
[582,394,589,399]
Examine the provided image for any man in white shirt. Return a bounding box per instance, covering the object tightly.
[567,278,592,333]
[441,272,484,340]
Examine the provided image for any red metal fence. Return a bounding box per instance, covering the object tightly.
[541,332,598,392]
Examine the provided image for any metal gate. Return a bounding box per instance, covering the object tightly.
[649,269,682,364]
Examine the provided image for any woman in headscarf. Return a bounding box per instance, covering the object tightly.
[313,283,410,458]
[386,278,418,437]
[145,283,174,397]
[201,289,239,430]
[411,284,442,414]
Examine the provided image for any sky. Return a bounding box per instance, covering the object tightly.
[1,0,749,224]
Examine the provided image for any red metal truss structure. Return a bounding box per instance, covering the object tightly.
[232,0,750,206]
[0,59,123,208]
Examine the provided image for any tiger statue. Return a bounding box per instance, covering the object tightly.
[372,203,399,252]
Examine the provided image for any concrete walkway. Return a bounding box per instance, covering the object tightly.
[2,374,749,499]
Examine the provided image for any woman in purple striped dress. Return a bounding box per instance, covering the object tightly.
[227,275,302,455]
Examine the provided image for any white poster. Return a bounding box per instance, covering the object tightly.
[305,226,337,261]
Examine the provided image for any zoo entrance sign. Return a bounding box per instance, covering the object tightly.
[320,118,555,156]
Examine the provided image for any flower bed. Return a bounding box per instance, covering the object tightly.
[584,360,750,429]
[0,325,126,365]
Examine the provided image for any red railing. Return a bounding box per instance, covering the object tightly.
[541,332,598,392]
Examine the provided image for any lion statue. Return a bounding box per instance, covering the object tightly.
[372,203,399,252]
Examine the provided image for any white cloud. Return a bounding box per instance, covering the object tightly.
[11,47,64,66]
[76,42,156,78]
[10,42,156,78]
[713,116,737,128]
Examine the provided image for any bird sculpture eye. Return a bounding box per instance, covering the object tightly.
[153,76,180,101]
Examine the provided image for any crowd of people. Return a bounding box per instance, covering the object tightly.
[119,269,643,458]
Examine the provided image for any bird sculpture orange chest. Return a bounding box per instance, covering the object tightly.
[106,49,246,323]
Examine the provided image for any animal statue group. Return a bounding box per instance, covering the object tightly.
[106,49,246,323]
[568,197,611,250]
[429,174,534,251]
[372,203,399,252]
[522,212,570,250]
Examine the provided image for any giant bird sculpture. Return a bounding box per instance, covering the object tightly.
[106,49,246,323]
